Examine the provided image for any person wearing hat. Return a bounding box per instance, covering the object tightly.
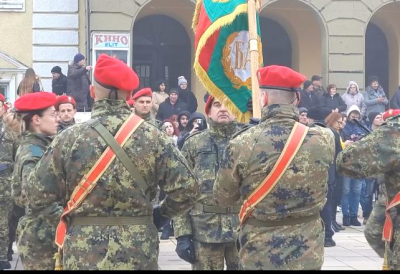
[298,107,308,126]
[311,75,326,96]
[156,88,188,122]
[174,95,242,270]
[51,66,68,96]
[214,65,335,270]
[8,92,60,270]
[67,53,92,112]
[26,54,199,270]
[298,80,320,122]
[55,95,77,133]
[177,76,198,114]
[131,88,159,126]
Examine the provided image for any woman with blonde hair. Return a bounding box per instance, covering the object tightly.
[17,68,41,96]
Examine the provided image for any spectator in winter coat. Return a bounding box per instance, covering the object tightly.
[17,68,41,96]
[318,84,347,121]
[156,89,188,122]
[363,76,388,117]
[311,75,326,96]
[298,80,320,121]
[177,110,191,136]
[51,66,68,96]
[298,107,308,126]
[177,111,207,150]
[389,86,400,109]
[341,81,366,118]
[67,53,92,112]
[342,105,366,141]
[177,76,198,113]
[152,80,169,116]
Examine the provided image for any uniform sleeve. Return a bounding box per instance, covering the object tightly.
[213,141,241,206]
[173,140,195,238]
[12,160,37,208]
[337,122,400,179]
[156,136,199,220]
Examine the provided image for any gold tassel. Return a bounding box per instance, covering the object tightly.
[54,249,63,271]
[382,242,390,270]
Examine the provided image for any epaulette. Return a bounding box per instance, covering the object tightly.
[232,124,253,139]
[29,145,44,158]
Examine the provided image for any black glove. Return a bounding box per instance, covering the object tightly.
[247,97,253,113]
[153,205,169,230]
[175,235,196,264]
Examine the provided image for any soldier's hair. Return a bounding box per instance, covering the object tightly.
[18,110,45,133]
[2,112,23,135]
[93,79,127,100]
[262,88,296,104]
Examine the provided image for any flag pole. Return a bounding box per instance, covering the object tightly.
[247,0,261,118]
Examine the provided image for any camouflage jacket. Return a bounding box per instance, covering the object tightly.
[174,120,242,243]
[25,99,199,221]
[12,132,52,208]
[214,104,334,221]
[57,119,75,133]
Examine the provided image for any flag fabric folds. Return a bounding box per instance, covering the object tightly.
[193,0,263,123]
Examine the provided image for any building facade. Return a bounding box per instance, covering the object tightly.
[0,0,400,113]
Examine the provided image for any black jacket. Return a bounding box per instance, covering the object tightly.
[52,74,68,96]
[298,89,320,119]
[390,86,400,109]
[177,112,207,150]
[318,93,347,121]
[178,88,198,114]
[67,63,91,111]
[156,98,188,122]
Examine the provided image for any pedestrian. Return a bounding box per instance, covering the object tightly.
[11,92,60,270]
[341,81,367,119]
[151,80,169,116]
[311,75,326,96]
[298,107,308,126]
[131,87,159,126]
[364,76,388,117]
[298,80,320,122]
[156,89,188,122]
[16,68,41,96]
[336,108,400,270]
[214,65,335,270]
[177,76,198,113]
[25,54,199,270]
[160,119,179,145]
[318,84,347,121]
[55,95,77,133]
[176,111,207,150]
[67,53,92,112]
[51,66,68,96]
[177,111,191,143]
[174,96,242,270]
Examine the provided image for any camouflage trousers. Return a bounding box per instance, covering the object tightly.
[364,198,386,258]
[192,240,239,270]
[16,215,58,270]
[238,219,324,270]
[0,201,12,261]
[63,224,159,270]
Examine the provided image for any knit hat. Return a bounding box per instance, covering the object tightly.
[169,89,179,95]
[368,112,380,123]
[303,80,312,90]
[298,107,308,114]
[346,104,361,117]
[178,76,188,86]
[346,81,360,93]
[74,53,85,64]
[51,66,62,74]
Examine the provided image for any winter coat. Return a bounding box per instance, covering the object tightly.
[151,91,169,115]
[298,89,320,120]
[52,74,68,96]
[17,81,41,96]
[363,86,388,116]
[178,88,198,114]
[177,112,207,150]
[67,63,91,111]
[341,81,366,118]
[318,93,347,121]
[156,98,188,122]
[177,110,191,133]
[389,86,400,109]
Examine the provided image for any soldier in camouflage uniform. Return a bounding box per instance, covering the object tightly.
[11,92,60,270]
[55,95,76,133]
[25,54,199,270]
[131,88,160,127]
[336,110,400,270]
[213,66,335,270]
[174,96,241,270]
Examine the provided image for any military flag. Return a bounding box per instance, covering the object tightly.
[193,0,263,122]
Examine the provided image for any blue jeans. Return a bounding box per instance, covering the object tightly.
[360,179,376,219]
[341,177,363,217]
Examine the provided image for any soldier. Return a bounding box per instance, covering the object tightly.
[25,54,199,270]
[213,65,335,270]
[336,108,400,270]
[10,92,60,270]
[174,95,242,270]
[131,87,160,126]
[55,95,77,133]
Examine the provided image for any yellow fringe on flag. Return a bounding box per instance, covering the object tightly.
[192,0,203,31]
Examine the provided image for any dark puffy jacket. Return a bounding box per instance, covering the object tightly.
[178,87,198,114]
[52,74,68,96]
[156,98,188,122]
[298,89,320,120]
[67,63,91,112]
[318,93,347,121]
[390,86,400,109]
[177,112,207,150]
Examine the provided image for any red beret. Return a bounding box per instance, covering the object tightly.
[15,92,57,112]
[205,95,214,115]
[0,94,4,102]
[127,99,134,107]
[257,65,306,91]
[55,95,76,111]
[382,109,400,121]
[132,88,152,101]
[94,54,139,92]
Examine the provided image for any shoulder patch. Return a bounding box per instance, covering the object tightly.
[232,124,254,139]
[29,145,44,158]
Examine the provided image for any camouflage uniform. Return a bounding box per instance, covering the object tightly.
[57,119,75,133]
[26,99,199,270]
[12,132,58,270]
[337,115,400,270]
[174,119,241,270]
[0,122,17,263]
[214,104,335,270]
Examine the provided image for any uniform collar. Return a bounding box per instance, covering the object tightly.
[208,119,238,139]
[23,132,53,146]
[91,99,131,119]
[261,104,299,123]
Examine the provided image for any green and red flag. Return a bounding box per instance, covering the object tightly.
[193,0,263,123]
